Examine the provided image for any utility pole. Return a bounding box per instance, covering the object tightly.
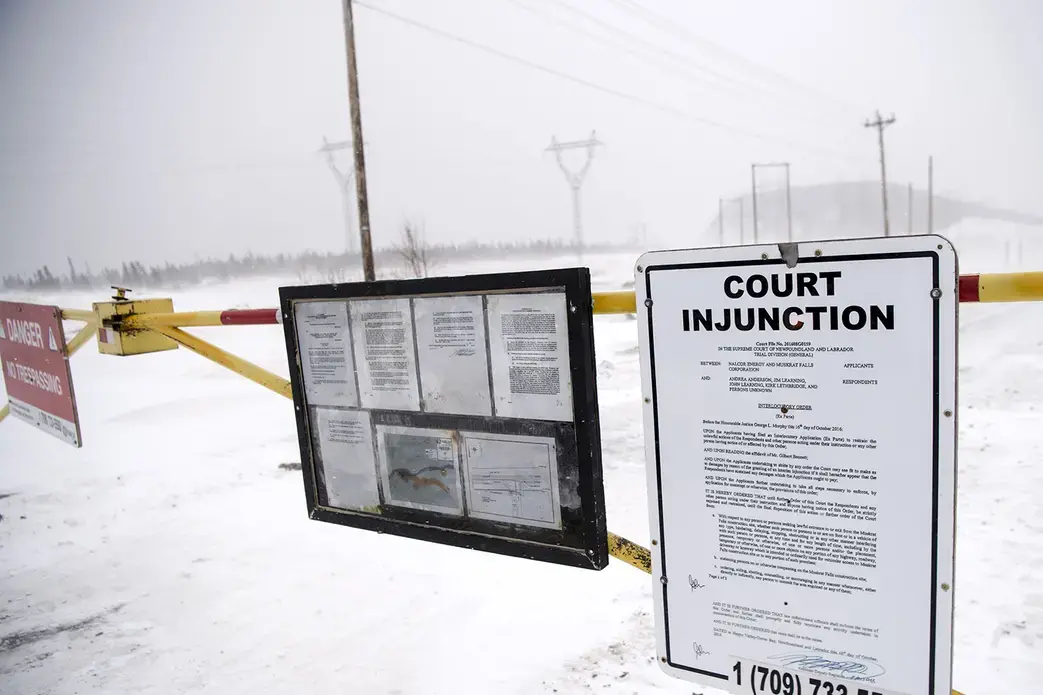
[320,137,356,256]
[927,156,934,235]
[718,198,724,246]
[341,0,375,281]
[547,132,603,262]
[864,110,896,236]
[751,162,793,242]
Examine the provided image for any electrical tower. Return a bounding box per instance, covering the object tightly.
[320,137,357,255]
[864,111,896,236]
[547,132,603,260]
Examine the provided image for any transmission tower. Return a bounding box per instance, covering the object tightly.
[547,132,603,260]
[320,137,356,255]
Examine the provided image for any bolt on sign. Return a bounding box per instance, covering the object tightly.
[279,268,608,569]
[636,236,958,695]
[0,301,83,447]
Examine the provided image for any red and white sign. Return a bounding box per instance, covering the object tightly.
[0,301,82,447]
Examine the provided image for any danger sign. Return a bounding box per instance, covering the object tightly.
[0,301,83,447]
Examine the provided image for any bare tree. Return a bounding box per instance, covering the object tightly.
[396,221,432,278]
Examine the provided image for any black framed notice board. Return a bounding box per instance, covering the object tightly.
[279,267,608,570]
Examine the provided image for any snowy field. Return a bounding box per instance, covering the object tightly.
[2,230,1042,695]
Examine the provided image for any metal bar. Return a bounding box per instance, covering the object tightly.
[220,309,280,326]
[147,322,655,572]
[122,312,225,328]
[122,309,280,329]
[959,275,980,303]
[607,532,652,574]
[150,326,292,399]
[592,291,637,314]
[590,272,1043,315]
[64,321,98,356]
[977,272,1043,303]
[61,308,97,323]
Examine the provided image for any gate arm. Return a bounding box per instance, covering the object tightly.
[148,325,292,399]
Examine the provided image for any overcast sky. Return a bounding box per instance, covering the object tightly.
[1,0,1040,276]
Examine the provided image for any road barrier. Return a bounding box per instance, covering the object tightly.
[4,270,1043,567]
[3,268,1038,694]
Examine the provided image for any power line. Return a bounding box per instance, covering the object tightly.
[537,0,814,111]
[600,0,868,117]
[354,2,870,163]
[505,0,858,133]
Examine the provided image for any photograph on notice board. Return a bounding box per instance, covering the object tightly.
[311,407,379,511]
[376,425,464,515]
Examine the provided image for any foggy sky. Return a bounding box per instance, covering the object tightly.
[1,0,1041,277]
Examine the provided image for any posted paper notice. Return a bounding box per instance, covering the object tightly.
[413,295,492,416]
[463,432,561,529]
[487,292,572,421]
[312,407,379,510]
[350,298,421,411]
[294,301,358,408]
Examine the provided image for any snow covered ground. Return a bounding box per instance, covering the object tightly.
[2,235,1042,695]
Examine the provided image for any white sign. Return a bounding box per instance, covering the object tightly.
[487,292,572,421]
[637,237,957,695]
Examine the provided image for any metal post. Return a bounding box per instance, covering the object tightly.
[928,156,934,235]
[342,0,375,281]
[751,162,790,243]
[718,197,724,246]
[739,198,744,245]
[751,165,759,244]
[908,183,913,235]
[784,163,793,242]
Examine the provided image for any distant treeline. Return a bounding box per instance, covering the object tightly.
[1,239,622,292]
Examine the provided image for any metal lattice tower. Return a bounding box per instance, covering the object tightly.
[320,137,356,255]
[546,132,603,260]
